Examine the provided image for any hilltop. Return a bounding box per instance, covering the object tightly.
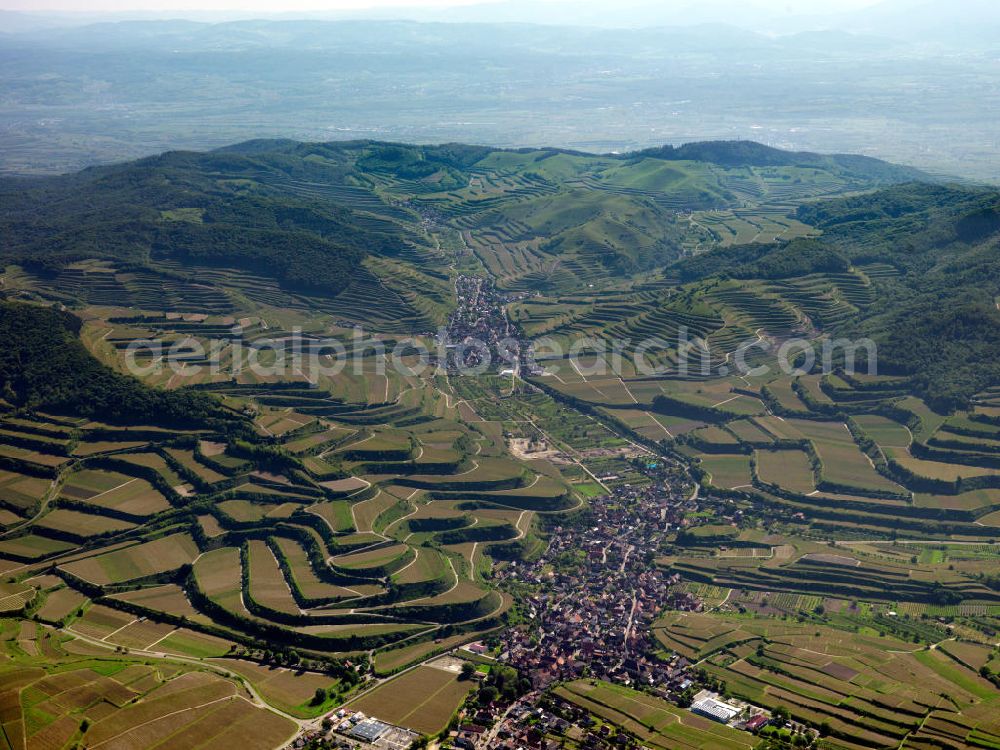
[0,138,921,307]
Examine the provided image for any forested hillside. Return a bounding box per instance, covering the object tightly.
[0,150,407,295]
[4,140,992,409]
[0,139,924,303]
[797,184,1000,410]
[669,182,1000,410]
[0,302,237,426]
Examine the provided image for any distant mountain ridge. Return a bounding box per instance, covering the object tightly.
[0,138,925,299]
[219,137,928,181]
[634,140,925,180]
[2,14,995,178]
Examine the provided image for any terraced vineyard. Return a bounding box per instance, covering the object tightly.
[2,138,999,749]
[651,613,1000,750]
[0,298,581,742]
[2,138,919,317]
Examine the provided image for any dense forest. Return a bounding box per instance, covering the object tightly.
[0,302,237,427]
[672,237,850,282]
[0,150,410,296]
[636,140,926,181]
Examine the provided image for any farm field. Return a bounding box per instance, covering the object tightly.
[36,587,88,623]
[61,472,171,517]
[0,534,75,561]
[776,419,904,495]
[157,629,236,658]
[0,622,298,750]
[696,453,753,490]
[372,633,483,675]
[756,448,815,494]
[59,534,199,586]
[208,659,341,717]
[346,662,476,735]
[556,679,755,750]
[650,613,1000,750]
[34,508,136,539]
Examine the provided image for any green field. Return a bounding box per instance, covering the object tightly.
[346,663,476,735]
[556,679,755,750]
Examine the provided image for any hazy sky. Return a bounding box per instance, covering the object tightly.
[3,0,885,17]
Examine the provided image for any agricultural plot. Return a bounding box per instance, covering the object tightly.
[217,499,296,524]
[764,378,811,414]
[34,508,136,540]
[67,603,137,639]
[0,582,35,614]
[164,448,229,485]
[66,669,294,750]
[157,629,235,658]
[785,419,906,495]
[256,411,315,438]
[246,539,299,615]
[60,469,134,499]
[105,618,178,650]
[0,443,70,469]
[0,469,51,514]
[36,587,88,623]
[696,454,753,490]
[61,472,171,518]
[603,408,680,441]
[271,537,363,603]
[887,448,1000,481]
[691,208,816,247]
[556,679,755,750]
[373,633,487,677]
[346,663,476,735]
[896,397,950,438]
[0,508,22,528]
[652,615,1000,750]
[114,452,186,488]
[208,659,340,716]
[854,415,912,448]
[727,419,775,445]
[193,547,246,614]
[350,491,401,533]
[0,533,75,561]
[332,543,411,574]
[755,449,815,494]
[392,546,449,586]
[59,533,199,586]
[689,425,740,450]
[914,487,1000,512]
[667,541,1000,606]
[110,583,205,623]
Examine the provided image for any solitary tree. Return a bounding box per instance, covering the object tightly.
[772,705,790,727]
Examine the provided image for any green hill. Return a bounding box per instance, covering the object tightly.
[637,140,926,181]
[670,182,1000,410]
[0,139,925,311]
[0,301,236,427]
